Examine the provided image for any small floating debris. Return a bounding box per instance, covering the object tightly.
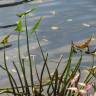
[51,26,59,30]
[67,19,73,22]
[50,10,56,15]
[82,23,90,27]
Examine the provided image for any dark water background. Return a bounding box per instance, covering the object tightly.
[0,0,96,87]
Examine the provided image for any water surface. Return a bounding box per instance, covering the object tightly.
[0,0,96,87]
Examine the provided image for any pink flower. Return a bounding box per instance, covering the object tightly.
[67,82,94,96]
[85,83,93,91]
[70,72,80,85]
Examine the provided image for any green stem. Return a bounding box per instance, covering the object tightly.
[25,15,33,91]
[3,44,16,96]
[17,31,25,93]
[0,65,19,94]
[21,59,30,96]
[92,55,94,67]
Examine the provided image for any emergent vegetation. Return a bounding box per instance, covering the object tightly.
[0,8,95,96]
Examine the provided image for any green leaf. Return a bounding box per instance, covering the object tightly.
[69,54,82,81]
[0,33,12,44]
[15,19,23,32]
[31,17,42,33]
[16,8,36,17]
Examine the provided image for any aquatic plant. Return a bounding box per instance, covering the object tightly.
[0,8,95,96]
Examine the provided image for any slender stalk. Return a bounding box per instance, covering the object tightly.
[84,72,92,83]
[35,32,45,60]
[3,44,16,96]
[0,65,19,93]
[18,30,30,95]
[92,55,94,67]
[34,62,40,85]
[35,32,57,95]
[54,69,58,96]
[24,15,33,91]
[17,31,25,93]
[47,55,63,94]
[56,55,63,70]
[13,61,25,95]
[57,47,73,94]
[18,31,22,65]
[39,54,48,93]
[35,32,55,92]
[22,59,30,96]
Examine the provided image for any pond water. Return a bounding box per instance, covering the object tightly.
[0,0,96,87]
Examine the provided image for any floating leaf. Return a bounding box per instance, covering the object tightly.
[16,8,36,17]
[15,19,23,32]
[31,17,42,33]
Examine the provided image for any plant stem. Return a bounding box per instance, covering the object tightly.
[17,31,25,93]
[25,15,33,91]
[3,44,16,96]
[92,55,94,67]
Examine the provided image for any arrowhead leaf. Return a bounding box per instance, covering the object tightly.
[16,8,36,17]
[0,33,12,44]
[31,17,42,33]
[15,19,23,32]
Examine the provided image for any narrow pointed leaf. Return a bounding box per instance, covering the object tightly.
[0,33,12,44]
[31,17,42,33]
[16,8,36,17]
[15,19,23,32]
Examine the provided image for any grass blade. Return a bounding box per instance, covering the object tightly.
[57,46,73,94]
[54,69,58,96]
[69,53,82,82]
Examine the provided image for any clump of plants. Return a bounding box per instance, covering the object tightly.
[0,8,96,96]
